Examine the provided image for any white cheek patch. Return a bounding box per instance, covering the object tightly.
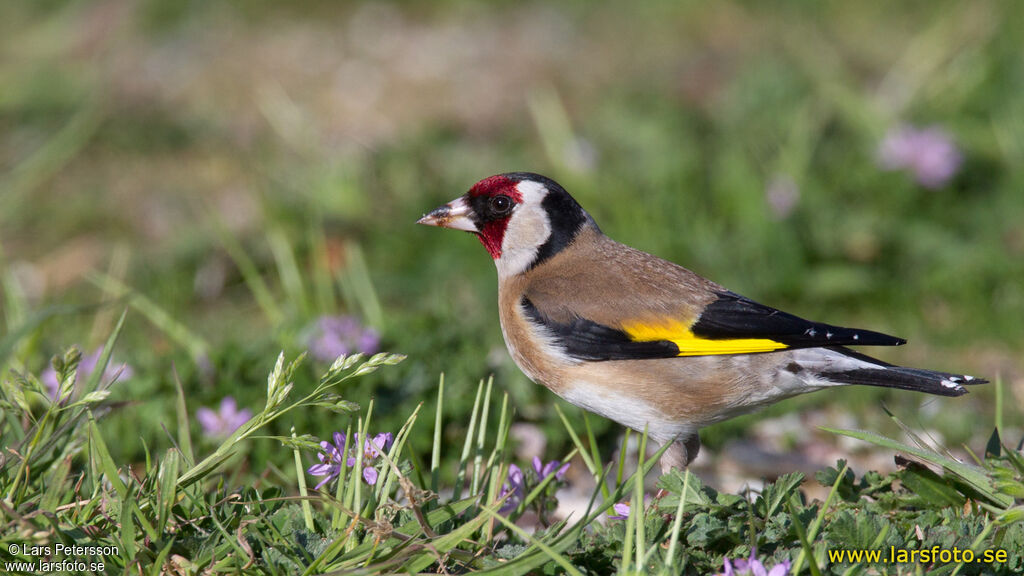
[495,181,552,278]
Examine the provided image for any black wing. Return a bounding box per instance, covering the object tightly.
[691,291,905,347]
[521,291,904,362]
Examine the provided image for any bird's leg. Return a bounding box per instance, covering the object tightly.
[653,434,700,501]
[659,433,701,475]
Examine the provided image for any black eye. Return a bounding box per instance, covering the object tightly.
[490,194,513,214]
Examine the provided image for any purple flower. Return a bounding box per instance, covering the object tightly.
[765,174,800,220]
[307,430,393,490]
[608,501,632,520]
[41,347,133,400]
[607,494,652,520]
[499,464,526,513]
[719,550,792,576]
[308,431,347,490]
[532,456,569,482]
[349,431,393,485]
[308,315,380,363]
[196,396,252,439]
[877,124,962,189]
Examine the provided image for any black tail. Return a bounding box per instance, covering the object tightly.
[824,347,988,397]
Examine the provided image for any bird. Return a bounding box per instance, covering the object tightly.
[417,172,986,472]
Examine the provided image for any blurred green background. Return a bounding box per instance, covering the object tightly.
[3,0,1023,480]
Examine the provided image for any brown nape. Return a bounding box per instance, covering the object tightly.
[660,434,701,474]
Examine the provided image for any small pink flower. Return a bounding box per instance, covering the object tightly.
[608,494,652,520]
[765,174,800,219]
[196,397,252,439]
[307,430,392,490]
[308,432,347,490]
[608,501,632,520]
[718,549,792,576]
[532,456,569,482]
[499,464,526,513]
[41,347,133,400]
[878,124,962,189]
[308,316,380,363]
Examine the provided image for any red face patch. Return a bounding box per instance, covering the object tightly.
[468,175,523,202]
[466,176,524,259]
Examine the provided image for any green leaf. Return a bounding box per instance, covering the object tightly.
[157,449,180,534]
[899,462,966,508]
[172,369,194,466]
[89,414,127,499]
[120,483,137,562]
[985,428,1002,458]
[40,456,73,513]
[761,472,805,519]
[823,427,1013,509]
[82,309,127,396]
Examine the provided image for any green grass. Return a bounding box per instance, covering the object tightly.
[2,0,1024,573]
[1,339,1022,573]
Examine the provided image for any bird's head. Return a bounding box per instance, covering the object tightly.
[418,173,596,277]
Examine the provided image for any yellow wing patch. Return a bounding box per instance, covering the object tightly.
[621,319,789,356]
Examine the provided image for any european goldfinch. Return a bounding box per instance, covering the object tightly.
[418,172,986,471]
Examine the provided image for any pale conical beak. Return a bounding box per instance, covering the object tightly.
[416,196,479,233]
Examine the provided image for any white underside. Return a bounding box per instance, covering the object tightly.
[560,384,693,443]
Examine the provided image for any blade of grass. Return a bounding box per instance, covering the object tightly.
[171,366,195,467]
[788,495,823,576]
[553,404,597,476]
[333,420,354,529]
[480,443,670,576]
[431,373,444,496]
[268,226,310,317]
[293,427,315,531]
[582,412,610,500]
[204,208,284,327]
[120,483,137,564]
[376,402,423,507]
[483,506,585,576]
[337,242,383,328]
[823,426,1013,508]
[634,425,649,571]
[471,376,493,498]
[40,456,73,513]
[792,461,849,574]
[617,428,632,488]
[333,497,477,565]
[483,392,512,517]
[88,413,127,499]
[662,468,691,575]
[89,272,209,362]
[454,379,484,500]
[401,502,501,573]
[156,449,179,535]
